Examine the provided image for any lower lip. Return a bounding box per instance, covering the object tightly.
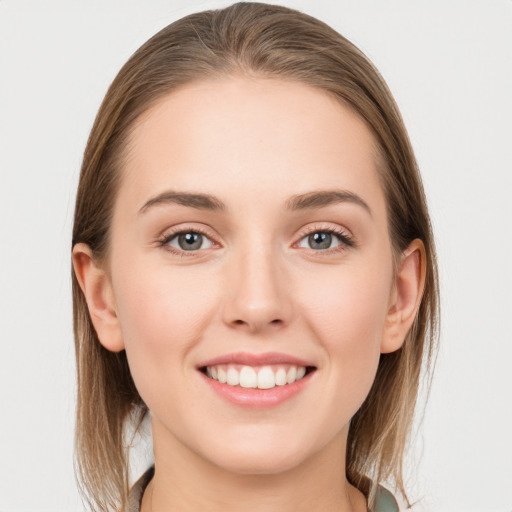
[200,371,314,408]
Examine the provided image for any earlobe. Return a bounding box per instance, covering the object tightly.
[381,239,426,354]
[72,243,125,352]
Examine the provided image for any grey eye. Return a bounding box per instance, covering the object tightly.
[169,232,213,251]
[298,232,341,250]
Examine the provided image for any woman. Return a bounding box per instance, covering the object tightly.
[71,3,439,511]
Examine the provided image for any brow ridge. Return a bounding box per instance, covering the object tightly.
[286,190,371,215]
[139,189,370,215]
[139,191,226,213]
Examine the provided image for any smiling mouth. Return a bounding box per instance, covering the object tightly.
[200,364,316,390]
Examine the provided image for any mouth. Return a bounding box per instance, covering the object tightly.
[197,352,317,407]
[199,364,316,390]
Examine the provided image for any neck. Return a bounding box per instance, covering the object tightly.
[141,418,367,512]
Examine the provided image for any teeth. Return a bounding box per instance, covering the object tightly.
[286,366,297,384]
[275,367,287,386]
[240,366,257,388]
[227,367,240,386]
[257,366,275,389]
[205,364,309,389]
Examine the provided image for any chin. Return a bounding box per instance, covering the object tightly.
[214,452,305,476]
[200,434,315,476]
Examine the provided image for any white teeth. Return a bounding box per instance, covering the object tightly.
[239,366,257,388]
[217,367,227,384]
[296,366,306,380]
[205,364,309,389]
[286,366,297,384]
[275,367,287,386]
[226,367,240,386]
[257,366,275,389]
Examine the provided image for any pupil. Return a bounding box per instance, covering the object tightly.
[179,233,202,250]
[309,232,331,250]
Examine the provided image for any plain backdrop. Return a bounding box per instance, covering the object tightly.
[0,1,511,511]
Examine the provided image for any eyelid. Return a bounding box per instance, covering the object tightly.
[293,223,356,252]
[156,222,355,257]
[157,224,221,256]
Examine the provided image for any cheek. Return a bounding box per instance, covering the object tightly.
[296,261,392,396]
[299,260,391,342]
[110,255,221,398]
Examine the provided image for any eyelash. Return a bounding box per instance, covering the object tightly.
[157,224,355,258]
[295,224,355,254]
[158,226,216,258]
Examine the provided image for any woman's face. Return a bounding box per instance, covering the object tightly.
[104,76,398,474]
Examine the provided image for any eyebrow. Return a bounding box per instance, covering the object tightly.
[286,190,371,215]
[139,189,371,215]
[139,191,226,213]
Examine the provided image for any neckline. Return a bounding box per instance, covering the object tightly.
[129,466,399,512]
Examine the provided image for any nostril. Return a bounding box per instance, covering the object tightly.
[229,317,285,331]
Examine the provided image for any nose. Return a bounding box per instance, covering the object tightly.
[222,244,292,334]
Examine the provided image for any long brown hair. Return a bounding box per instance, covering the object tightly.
[72,3,439,510]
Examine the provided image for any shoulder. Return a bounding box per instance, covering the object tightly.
[127,466,154,512]
[374,485,400,512]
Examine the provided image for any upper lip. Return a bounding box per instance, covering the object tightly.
[197,351,315,368]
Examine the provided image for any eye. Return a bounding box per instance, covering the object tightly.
[297,228,353,251]
[165,231,214,251]
[298,231,340,250]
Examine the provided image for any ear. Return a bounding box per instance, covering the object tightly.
[72,243,125,352]
[381,239,426,354]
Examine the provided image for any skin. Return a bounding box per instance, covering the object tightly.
[73,76,425,512]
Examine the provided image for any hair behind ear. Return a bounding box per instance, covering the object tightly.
[73,267,147,512]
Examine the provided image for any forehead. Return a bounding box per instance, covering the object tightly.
[119,75,385,216]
